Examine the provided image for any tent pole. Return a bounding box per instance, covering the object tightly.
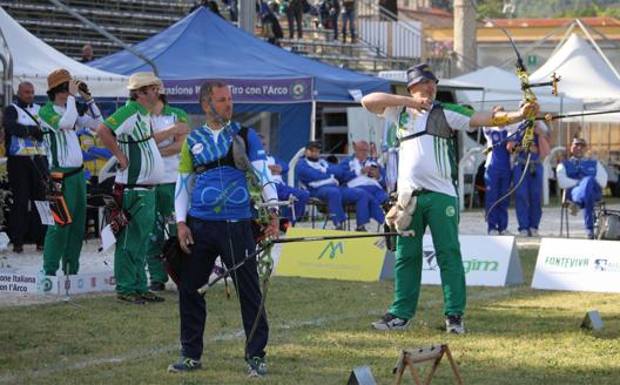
[310,100,317,140]
[575,19,620,81]
[0,23,13,107]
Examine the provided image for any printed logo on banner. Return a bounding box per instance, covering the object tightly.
[290,81,306,100]
[318,241,344,259]
[541,255,589,272]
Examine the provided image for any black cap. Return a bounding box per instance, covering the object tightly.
[406,63,438,88]
[306,140,322,150]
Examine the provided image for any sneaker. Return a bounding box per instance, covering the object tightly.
[167,357,202,373]
[149,282,166,292]
[371,313,410,331]
[569,202,579,216]
[334,223,345,231]
[518,229,530,237]
[587,230,595,240]
[499,230,512,236]
[140,291,165,303]
[117,293,145,305]
[246,356,267,377]
[488,229,499,235]
[36,244,44,251]
[12,245,23,254]
[529,228,539,237]
[445,314,465,334]
[355,225,367,232]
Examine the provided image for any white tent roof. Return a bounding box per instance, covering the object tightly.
[452,66,583,113]
[0,7,127,97]
[531,33,620,106]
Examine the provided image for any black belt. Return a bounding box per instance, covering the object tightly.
[62,165,84,178]
[115,182,155,189]
[118,135,153,144]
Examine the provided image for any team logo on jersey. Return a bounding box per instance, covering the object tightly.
[191,143,204,155]
[445,205,456,217]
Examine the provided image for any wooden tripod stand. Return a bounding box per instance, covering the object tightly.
[392,344,463,385]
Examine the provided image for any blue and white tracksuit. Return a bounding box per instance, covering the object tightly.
[483,127,512,233]
[295,157,370,227]
[266,154,309,223]
[512,135,543,233]
[557,157,607,235]
[339,155,386,223]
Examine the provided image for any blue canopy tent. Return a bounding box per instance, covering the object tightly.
[90,7,389,161]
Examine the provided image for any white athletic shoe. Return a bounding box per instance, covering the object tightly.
[445,315,465,335]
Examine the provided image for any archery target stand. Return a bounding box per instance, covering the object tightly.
[392,344,463,385]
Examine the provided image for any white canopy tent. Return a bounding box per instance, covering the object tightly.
[0,7,127,98]
[452,66,584,113]
[531,33,620,108]
[530,33,620,122]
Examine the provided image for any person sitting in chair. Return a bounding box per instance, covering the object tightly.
[295,141,371,231]
[556,137,608,239]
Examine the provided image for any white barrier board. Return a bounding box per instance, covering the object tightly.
[532,238,620,293]
[381,235,522,287]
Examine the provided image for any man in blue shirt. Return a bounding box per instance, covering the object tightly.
[482,110,513,235]
[171,81,279,376]
[296,141,372,231]
[263,144,309,225]
[556,137,608,239]
[339,140,386,225]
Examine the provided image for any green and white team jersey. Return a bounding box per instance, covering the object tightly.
[382,103,474,197]
[103,100,164,185]
[39,96,101,169]
[151,104,189,184]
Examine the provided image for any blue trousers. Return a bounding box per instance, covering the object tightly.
[514,163,543,231]
[356,185,387,224]
[310,185,370,226]
[179,218,268,361]
[570,176,602,232]
[275,183,309,223]
[484,166,511,232]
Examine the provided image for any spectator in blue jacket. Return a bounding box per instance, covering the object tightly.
[262,142,309,224]
[556,137,608,239]
[339,140,386,224]
[295,141,371,230]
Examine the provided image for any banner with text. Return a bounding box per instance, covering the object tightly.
[163,78,313,103]
[0,269,116,295]
[276,228,386,281]
[532,238,620,293]
[381,235,522,287]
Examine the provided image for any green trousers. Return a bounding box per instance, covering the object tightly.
[388,191,466,320]
[43,168,86,276]
[145,183,176,285]
[114,188,156,295]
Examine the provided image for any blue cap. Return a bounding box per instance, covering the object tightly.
[406,63,438,88]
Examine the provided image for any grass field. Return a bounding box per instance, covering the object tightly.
[1,247,620,385]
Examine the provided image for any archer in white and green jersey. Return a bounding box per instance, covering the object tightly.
[383,103,474,198]
[39,96,102,169]
[102,100,163,186]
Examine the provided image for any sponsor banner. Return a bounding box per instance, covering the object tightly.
[54,272,116,295]
[381,235,522,287]
[163,78,312,103]
[532,238,620,293]
[276,228,387,282]
[0,269,116,295]
[0,269,57,294]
